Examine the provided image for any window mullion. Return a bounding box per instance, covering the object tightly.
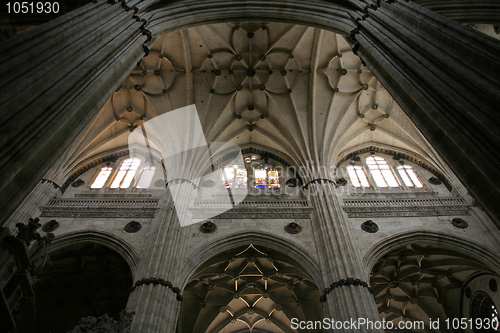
[364,160,379,189]
[387,160,405,189]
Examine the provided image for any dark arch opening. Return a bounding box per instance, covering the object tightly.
[34,242,133,333]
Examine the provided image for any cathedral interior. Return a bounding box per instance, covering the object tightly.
[0,1,500,332]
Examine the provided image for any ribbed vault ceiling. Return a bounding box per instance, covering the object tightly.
[179,244,323,333]
[371,244,495,333]
[57,21,438,181]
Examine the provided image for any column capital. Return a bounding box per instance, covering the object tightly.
[131,277,183,301]
[320,278,372,302]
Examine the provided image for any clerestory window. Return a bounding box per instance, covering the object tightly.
[89,159,156,189]
[397,165,423,188]
[366,156,399,188]
[90,167,113,189]
[255,167,280,189]
[346,165,370,188]
[110,158,141,189]
[222,166,248,189]
[221,166,280,189]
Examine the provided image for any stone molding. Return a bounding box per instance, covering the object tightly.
[1,0,499,228]
[343,197,470,217]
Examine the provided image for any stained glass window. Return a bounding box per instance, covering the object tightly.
[91,167,113,189]
[137,166,155,188]
[397,165,423,188]
[254,167,280,189]
[222,167,234,188]
[110,158,141,189]
[222,166,247,188]
[268,169,280,189]
[254,168,267,189]
[347,165,370,187]
[366,156,399,188]
[234,168,247,188]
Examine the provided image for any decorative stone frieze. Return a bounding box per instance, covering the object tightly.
[191,199,312,219]
[40,197,160,218]
[343,197,470,217]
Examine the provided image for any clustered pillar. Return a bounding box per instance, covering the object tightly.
[304,177,382,332]
[127,190,188,332]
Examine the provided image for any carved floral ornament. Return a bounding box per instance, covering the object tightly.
[42,220,59,232]
[200,221,217,233]
[284,222,302,234]
[450,218,468,229]
[124,221,142,233]
[361,220,379,233]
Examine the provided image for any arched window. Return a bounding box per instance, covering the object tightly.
[397,165,423,188]
[90,167,113,189]
[346,165,370,187]
[366,156,399,188]
[136,166,155,188]
[254,167,280,189]
[110,158,141,189]
[222,166,247,188]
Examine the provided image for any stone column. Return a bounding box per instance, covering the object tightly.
[0,0,152,224]
[303,177,382,332]
[126,189,190,332]
[349,0,500,225]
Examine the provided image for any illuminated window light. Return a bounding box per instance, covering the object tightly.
[397,165,423,188]
[366,156,399,188]
[90,167,113,189]
[347,165,370,187]
[110,159,141,189]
